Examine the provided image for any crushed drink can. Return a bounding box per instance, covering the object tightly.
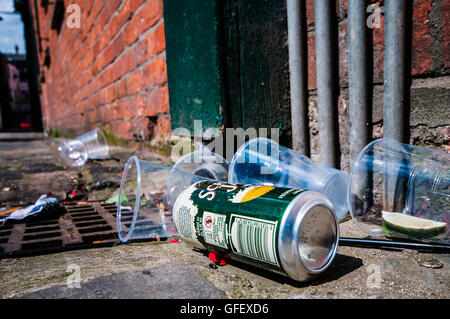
[173,181,339,282]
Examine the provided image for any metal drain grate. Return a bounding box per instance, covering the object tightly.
[0,202,120,258]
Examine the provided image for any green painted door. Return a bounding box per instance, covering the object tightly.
[164,0,291,144]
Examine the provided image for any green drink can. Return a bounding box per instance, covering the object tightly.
[173,180,339,282]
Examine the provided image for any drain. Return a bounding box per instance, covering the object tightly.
[0,202,120,258]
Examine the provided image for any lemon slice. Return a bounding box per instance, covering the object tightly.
[382,211,447,237]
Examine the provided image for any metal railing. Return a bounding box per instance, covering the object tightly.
[288,0,411,168]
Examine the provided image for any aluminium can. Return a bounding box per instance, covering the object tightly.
[173,180,339,282]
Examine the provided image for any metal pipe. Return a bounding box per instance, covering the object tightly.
[383,0,408,143]
[287,0,310,156]
[383,0,409,212]
[348,0,371,161]
[339,237,450,253]
[314,0,339,168]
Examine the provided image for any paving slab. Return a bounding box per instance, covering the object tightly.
[17,265,227,299]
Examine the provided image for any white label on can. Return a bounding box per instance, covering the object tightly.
[230,214,279,266]
[202,212,228,248]
[173,184,203,249]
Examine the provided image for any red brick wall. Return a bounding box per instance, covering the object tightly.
[30,0,170,141]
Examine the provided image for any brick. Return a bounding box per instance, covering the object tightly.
[87,109,97,124]
[307,33,316,90]
[142,56,167,89]
[92,54,105,76]
[123,96,139,119]
[134,39,148,66]
[124,14,142,46]
[147,23,166,58]
[107,50,136,83]
[126,70,144,96]
[339,0,348,20]
[114,100,133,120]
[109,118,151,140]
[84,1,104,37]
[109,121,131,139]
[338,25,348,87]
[153,115,172,139]
[116,0,134,27]
[95,23,112,53]
[137,85,169,117]
[103,33,125,67]
[372,13,384,82]
[102,85,117,104]
[134,25,166,66]
[306,0,314,27]
[411,0,433,75]
[444,0,450,69]
[116,78,128,99]
[140,0,163,32]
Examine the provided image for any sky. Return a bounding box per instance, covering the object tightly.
[0,0,26,54]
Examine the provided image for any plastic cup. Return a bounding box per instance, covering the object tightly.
[170,149,229,183]
[347,138,449,243]
[117,154,227,243]
[58,128,109,167]
[228,137,349,221]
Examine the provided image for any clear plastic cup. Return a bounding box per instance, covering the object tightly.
[228,137,349,221]
[347,138,449,244]
[58,128,109,167]
[116,156,222,243]
[170,149,229,189]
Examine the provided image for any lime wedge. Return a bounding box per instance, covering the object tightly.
[382,211,447,238]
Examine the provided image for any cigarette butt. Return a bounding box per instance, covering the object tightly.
[0,207,22,216]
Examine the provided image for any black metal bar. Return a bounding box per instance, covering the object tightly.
[314,0,340,168]
[339,237,450,253]
[383,0,409,143]
[348,0,371,161]
[287,0,310,156]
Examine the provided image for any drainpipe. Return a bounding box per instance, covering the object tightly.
[383,0,410,212]
[287,0,310,156]
[348,0,371,161]
[314,0,339,168]
[383,0,408,143]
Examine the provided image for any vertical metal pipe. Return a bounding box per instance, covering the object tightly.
[348,0,371,161]
[287,0,310,156]
[383,0,408,143]
[314,0,339,168]
[383,0,409,212]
